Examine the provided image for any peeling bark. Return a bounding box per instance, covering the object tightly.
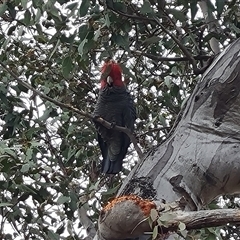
[96,39,240,239]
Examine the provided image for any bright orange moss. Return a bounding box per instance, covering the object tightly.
[102,195,156,216]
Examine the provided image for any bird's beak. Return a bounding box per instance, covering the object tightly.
[107,76,113,86]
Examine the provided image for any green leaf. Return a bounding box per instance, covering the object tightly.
[18,83,29,93]
[84,39,95,51]
[21,163,30,173]
[101,184,119,195]
[78,38,88,56]
[111,33,129,49]
[56,224,65,235]
[62,56,73,78]
[190,0,198,20]
[170,84,180,98]
[47,230,60,240]
[178,222,186,231]
[0,2,7,17]
[204,31,219,42]
[49,32,60,44]
[35,8,42,23]
[21,0,28,9]
[159,213,174,221]
[0,202,13,207]
[206,232,218,240]
[150,208,158,222]
[39,108,52,121]
[32,0,42,8]
[104,14,110,27]
[179,229,188,238]
[69,191,78,211]
[34,34,47,44]
[50,8,62,21]
[35,24,43,36]
[206,0,215,12]
[86,27,94,40]
[94,28,101,41]
[79,24,89,40]
[57,0,66,4]
[143,36,160,45]
[23,10,31,26]
[79,0,90,17]
[168,9,186,22]
[140,1,153,14]
[17,184,37,194]
[7,25,16,36]
[122,21,132,32]
[164,76,172,89]
[216,0,225,17]
[230,24,240,34]
[57,195,70,204]
[66,2,78,11]
[152,225,158,240]
[112,2,126,12]
[25,148,33,161]
[145,115,158,129]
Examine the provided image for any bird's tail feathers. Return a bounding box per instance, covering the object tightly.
[101,155,123,174]
[101,135,130,174]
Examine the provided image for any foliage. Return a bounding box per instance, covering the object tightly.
[0,0,239,239]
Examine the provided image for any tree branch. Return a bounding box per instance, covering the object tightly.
[107,5,211,75]
[0,61,143,160]
[78,203,96,239]
[168,208,240,231]
[137,127,170,138]
[95,195,240,239]
[132,50,211,62]
[152,16,200,74]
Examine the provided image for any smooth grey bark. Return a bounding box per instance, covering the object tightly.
[119,38,240,210]
[95,39,240,239]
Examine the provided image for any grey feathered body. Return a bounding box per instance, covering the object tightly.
[93,86,136,174]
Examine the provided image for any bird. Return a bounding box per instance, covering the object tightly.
[93,59,136,174]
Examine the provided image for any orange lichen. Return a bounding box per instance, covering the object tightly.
[102,195,156,216]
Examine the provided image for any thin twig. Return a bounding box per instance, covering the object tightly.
[138,127,170,138]
[152,16,198,71]
[130,217,148,234]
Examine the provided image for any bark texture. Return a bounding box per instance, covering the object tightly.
[96,39,240,239]
[119,39,240,209]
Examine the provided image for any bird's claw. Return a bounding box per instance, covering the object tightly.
[110,121,116,129]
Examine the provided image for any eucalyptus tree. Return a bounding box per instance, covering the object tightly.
[0,0,240,240]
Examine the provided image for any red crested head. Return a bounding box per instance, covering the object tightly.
[100,60,124,89]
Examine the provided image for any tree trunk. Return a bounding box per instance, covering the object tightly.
[97,39,240,239]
